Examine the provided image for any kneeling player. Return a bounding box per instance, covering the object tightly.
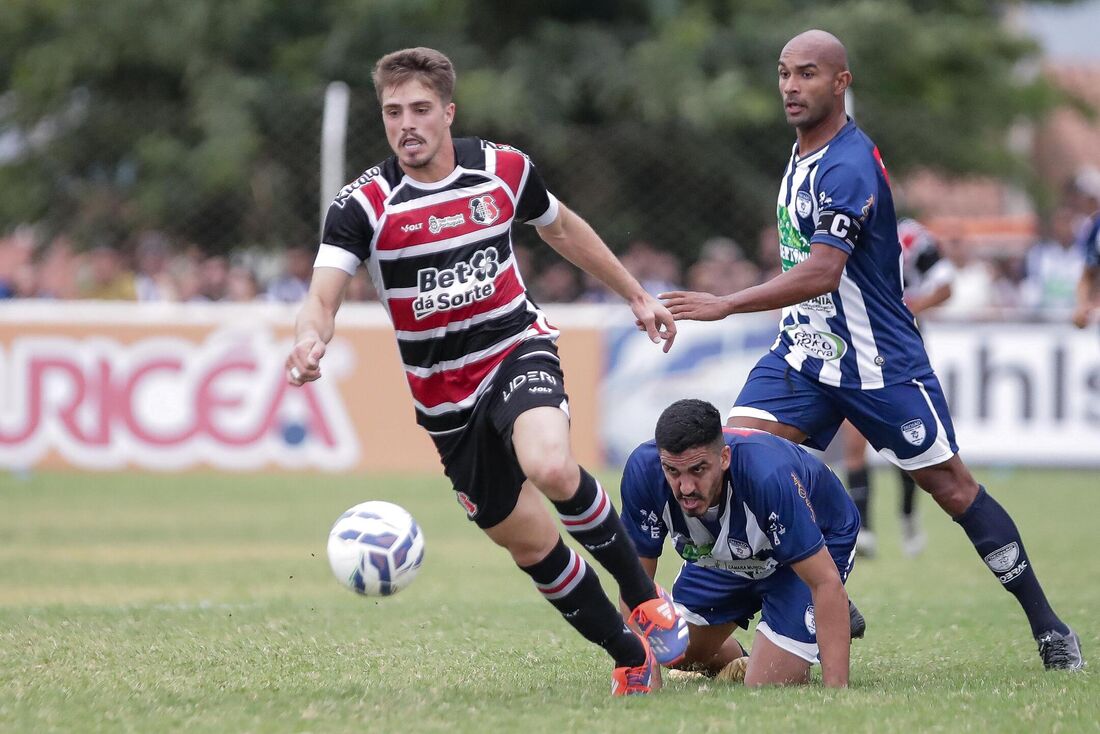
[620,399,860,687]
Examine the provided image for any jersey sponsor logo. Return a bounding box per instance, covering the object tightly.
[695,555,779,579]
[983,542,1020,573]
[333,167,381,208]
[412,247,500,320]
[469,194,501,226]
[792,472,815,521]
[678,540,714,562]
[767,511,786,547]
[783,323,847,361]
[900,418,927,446]
[777,206,810,272]
[427,213,466,235]
[639,510,663,539]
[796,190,814,219]
[804,605,816,635]
[502,369,557,403]
[728,539,752,559]
[401,222,423,233]
[860,194,875,221]
[798,293,837,317]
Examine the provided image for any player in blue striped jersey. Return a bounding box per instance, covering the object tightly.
[1072,208,1100,329]
[661,29,1082,670]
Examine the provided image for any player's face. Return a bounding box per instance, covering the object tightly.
[380,78,455,175]
[659,442,731,517]
[777,53,842,129]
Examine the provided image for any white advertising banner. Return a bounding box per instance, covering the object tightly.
[600,315,1100,468]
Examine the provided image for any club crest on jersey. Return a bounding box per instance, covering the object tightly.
[728,539,753,559]
[413,247,501,319]
[796,190,814,219]
[469,194,501,226]
[900,419,926,446]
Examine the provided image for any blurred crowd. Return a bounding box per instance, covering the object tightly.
[0,189,1096,321]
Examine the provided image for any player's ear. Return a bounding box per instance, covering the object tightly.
[444,102,455,126]
[720,444,731,470]
[835,70,852,96]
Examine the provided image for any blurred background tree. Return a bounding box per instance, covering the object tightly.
[0,0,1082,260]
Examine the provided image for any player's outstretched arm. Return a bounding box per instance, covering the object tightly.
[791,547,850,688]
[535,203,676,352]
[286,266,351,385]
[661,243,848,321]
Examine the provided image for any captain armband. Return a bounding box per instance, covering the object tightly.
[814,210,864,250]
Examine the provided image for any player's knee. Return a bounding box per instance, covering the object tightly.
[918,473,979,515]
[523,454,579,499]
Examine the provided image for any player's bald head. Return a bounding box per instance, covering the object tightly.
[780,29,849,74]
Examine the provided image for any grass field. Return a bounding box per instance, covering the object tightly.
[1,468,1097,733]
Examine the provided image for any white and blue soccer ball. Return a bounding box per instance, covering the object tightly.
[326,501,425,597]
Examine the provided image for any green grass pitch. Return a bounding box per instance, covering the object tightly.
[1,468,1096,733]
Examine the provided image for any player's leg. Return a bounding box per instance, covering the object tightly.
[909,455,1082,668]
[843,375,1082,669]
[481,481,659,692]
[743,630,812,686]
[667,561,756,677]
[512,406,660,609]
[898,467,925,557]
[494,346,685,666]
[841,420,876,558]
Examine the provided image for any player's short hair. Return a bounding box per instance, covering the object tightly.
[372,47,456,104]
[654,399,724,454]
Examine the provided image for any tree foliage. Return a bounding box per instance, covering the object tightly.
[0,0,1077,258]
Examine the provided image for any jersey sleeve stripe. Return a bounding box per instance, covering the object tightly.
[525,193,560,227]
[314,244,361,275]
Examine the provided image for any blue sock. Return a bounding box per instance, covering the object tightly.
[954,486,1069,638]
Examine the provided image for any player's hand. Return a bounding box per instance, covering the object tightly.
[1072,304,1092,329]
[286,336,327,385]
[660,290,732,322]
[631,294,677,353]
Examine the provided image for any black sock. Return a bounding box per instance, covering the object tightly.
[847,467,871,530]
[553,468,657,610]
[954,486,1069,638]
[520,538,645,667]
[900,470,918,517]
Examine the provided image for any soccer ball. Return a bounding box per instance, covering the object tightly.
[326,501,425,596]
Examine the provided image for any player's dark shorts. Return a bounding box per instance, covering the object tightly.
[431,338,569,530]
[671,526,858,665]
[730,351,959,471]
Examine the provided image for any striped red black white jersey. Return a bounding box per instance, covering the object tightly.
[314,137,561,435]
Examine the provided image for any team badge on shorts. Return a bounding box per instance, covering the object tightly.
[456,491,478,517]
[900,419,926,446]
[804,605,816,635]
[469,194,501,226]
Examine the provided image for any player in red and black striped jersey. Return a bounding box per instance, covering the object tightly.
[284,47,686,694]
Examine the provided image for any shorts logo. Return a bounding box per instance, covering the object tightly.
[804,605,816,635]
[502,370,557,403]
[900,419,926,446]
[428,213,466,235]
[796,191,813,219]
[469,194,501,226]
[413,247,500,320]
[728,539,752,559]
[456,491,478,517]
[983,542,1020,573]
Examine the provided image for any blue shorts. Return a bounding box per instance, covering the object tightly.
[671,535,857,664]
[730,351,959,470]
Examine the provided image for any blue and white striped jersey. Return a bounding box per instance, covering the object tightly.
[773,119,931,389]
